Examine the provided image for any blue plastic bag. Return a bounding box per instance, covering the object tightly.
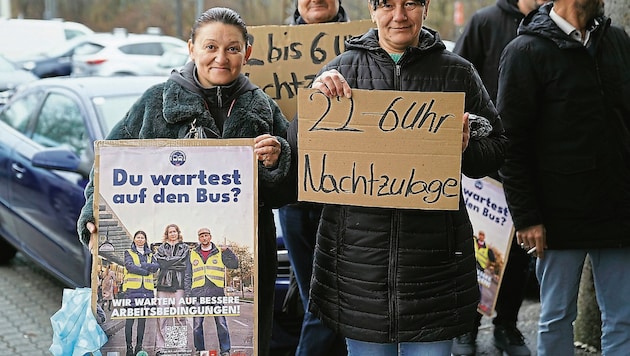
[50,287,108,356]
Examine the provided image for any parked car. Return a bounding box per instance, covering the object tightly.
[0,76,165,286]
[155,46,190,76]
[71,32,187,77]
[0,54,38,106]
[18,35,93,78]
[0,18,93,62]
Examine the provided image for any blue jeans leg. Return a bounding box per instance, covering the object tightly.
[589,248,630,355]
[536,250,584,356]
[280,204,346,355]
[536,248,630,356]
[193,316,205,351]
[278,204,320,306]
[346,338,451,356]
[298,299,346,355]
[214,315,231,353]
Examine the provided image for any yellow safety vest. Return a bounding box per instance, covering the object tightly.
[191,249,226,288]
[474,243,490,269]
[123,250,155,291]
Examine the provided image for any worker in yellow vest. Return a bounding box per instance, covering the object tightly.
[123,230,159,356]
[474,230,496,272]
[190,227,238,356]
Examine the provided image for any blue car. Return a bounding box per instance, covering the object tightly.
[18,36,91,78]
[0,76,165,286]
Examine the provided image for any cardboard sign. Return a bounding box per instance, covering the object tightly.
[297,88,464,210]
[92,139,258,356]
[461,175,515,316]
[244,20,373,120]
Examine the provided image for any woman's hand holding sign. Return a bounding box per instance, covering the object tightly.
[313,70,472,153]
[255,134,281,168]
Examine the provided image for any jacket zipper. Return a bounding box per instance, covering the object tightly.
[388,210,399,342]
[216,86,223,108]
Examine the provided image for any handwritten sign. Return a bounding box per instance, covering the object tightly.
[244,20,373,120]
[297,88,464,210]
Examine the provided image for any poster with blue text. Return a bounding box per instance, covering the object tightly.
[461,175,514,317]
[92,139,257,356]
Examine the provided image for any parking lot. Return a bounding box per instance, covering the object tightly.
[0,253,64,356]
[1,251,603,356]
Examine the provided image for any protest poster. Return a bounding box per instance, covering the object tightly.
[91,139,257,356]
[461,175,515,316]
[297,88,464,210]
[244,20,373,120]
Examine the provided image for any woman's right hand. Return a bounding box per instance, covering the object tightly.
[86,221,97,250]
[312,69,352,98]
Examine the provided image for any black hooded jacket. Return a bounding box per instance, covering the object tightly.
[498,3,630,249]
[453,0,524,101]
[303,27,506,343]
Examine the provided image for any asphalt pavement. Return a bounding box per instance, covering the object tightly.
[0,253,602,356]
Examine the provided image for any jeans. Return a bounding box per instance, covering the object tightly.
[193,315,231,353]
[279,204,347,355]
[536,248,630,356]
[346,338,452,356]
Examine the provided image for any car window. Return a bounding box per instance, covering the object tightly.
[119,42,164,56]
[65,29,86,40]
[32,93,88,156]
[74,42,104,56]
[161,42,183,53]
[92,94,143,135]
[0,91,43,133]
[0,56,16,71]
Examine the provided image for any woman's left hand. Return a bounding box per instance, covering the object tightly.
[255,134,281,168]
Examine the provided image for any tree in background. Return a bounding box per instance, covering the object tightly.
[9,0,494,41]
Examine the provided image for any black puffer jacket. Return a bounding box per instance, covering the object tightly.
[307,28,506,343]
[498,3,630,249]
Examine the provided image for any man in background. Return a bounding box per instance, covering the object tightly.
[498,0,630,355]
[452,1,549,355]
[279,2,350,355]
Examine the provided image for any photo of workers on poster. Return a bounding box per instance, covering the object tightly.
[92,139,257,356]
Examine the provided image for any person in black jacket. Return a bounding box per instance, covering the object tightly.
[279,1,349,355]
[452,1,548,355]
[289,0,506,354]
[153,223,192,355]
[497,1,630,355]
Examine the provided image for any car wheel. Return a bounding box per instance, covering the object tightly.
[0,237,17,264]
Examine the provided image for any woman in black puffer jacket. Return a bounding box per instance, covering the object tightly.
[289,0,506,353]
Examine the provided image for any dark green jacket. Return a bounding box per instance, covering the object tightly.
[77,63,292,245]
